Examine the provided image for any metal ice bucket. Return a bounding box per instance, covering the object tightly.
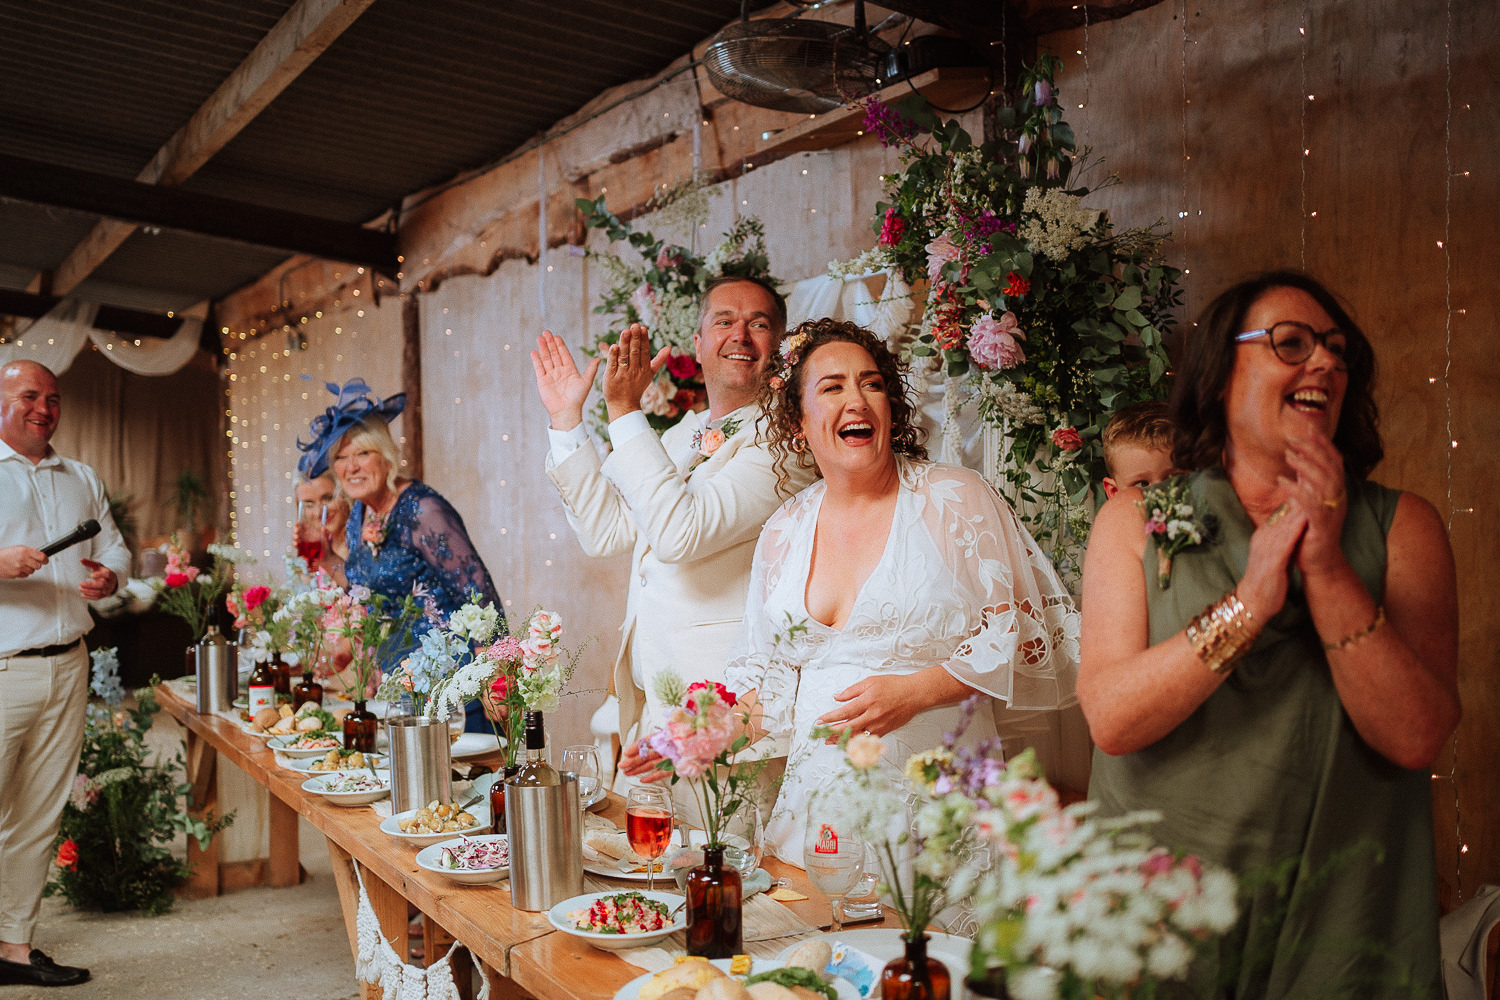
[506,772,584,911]
[387,716,453,814]
[193,635,238,714]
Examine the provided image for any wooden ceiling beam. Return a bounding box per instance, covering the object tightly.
[47,0,377,297]
[0,154,397,270]
[0,288,186,340]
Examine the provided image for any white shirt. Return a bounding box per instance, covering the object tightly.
[547,409,709,468]
[0,439,131,659]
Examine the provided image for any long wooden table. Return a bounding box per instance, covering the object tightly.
[156,682,894,1000]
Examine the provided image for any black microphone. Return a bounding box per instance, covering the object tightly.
[40,519,101,558]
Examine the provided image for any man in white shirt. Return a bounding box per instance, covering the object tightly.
[531,277,815,815]
[0,360,129,988]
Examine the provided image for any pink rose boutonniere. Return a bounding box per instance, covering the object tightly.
[1138,478,1211,588]
[689,417,742,466]
[362,508,392,557]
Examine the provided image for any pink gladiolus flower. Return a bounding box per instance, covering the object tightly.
[967,312,1028,371]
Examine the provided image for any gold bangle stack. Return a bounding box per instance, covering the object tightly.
[1185,590,1259,674]
[1321,606,1386,651]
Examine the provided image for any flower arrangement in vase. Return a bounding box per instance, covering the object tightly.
[907,701,1239,1000]
[321,584,424,750]
[643,669,773,958]
[839,55,1183,578]
[429,603,588,768]
[151,538,248,641]
[575,179,779,439]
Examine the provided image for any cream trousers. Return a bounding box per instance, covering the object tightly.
[0,643,88,945]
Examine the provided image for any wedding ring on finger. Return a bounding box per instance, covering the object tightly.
[1265,502,1291,527]
[1322,491,1345,510]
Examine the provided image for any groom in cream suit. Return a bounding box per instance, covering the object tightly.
[532,277,814,819]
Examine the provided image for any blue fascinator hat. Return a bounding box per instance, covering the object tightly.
[296,378,406,480]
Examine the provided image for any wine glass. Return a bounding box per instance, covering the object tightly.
[625,785,674,892]
[295,500,326,564]
[804,810,865,932]
[561,745,601,809]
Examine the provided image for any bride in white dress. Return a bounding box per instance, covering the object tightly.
[722,320,1081,865]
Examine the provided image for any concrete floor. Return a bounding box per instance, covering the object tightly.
[4,707,357,1000]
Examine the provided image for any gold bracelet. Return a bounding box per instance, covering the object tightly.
[1186,590,1259,673]
[1321,606,1386,651]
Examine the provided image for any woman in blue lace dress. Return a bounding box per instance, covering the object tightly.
[298,380,501,728]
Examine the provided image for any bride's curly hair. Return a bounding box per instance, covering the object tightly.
[759,318,927,497]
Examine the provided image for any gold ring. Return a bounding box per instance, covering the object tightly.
[1265,502,1290,527]
[1322,491,1345,510]
[617,360,629,368]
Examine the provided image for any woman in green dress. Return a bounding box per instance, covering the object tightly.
[1079,271,1460,999]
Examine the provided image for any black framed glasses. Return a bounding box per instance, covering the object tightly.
[1235,321,1356,370]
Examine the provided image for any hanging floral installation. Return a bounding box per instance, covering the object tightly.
[575,180,779,439]
[836,56,1183,577]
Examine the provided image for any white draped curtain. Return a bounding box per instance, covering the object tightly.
[1,298,203,376]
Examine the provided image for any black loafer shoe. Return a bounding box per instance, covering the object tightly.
[0,949,90,987]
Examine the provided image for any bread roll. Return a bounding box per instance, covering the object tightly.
[696,978,753,1000]
[638,960,726,1000]
[745,983,799,1000]
[782,940,832,975]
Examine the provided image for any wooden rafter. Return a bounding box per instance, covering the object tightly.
[40,0,377,298]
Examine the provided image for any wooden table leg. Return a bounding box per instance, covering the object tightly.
[182,728,221,898]
[268,794,302,887]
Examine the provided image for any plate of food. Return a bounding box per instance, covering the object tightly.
[379,801,488,847]
[776,930,974,1000]
[285,748,385,774]
[243,702,342,739]
[414,834,510,884]
[448,732,501,759]
[547,890,686,951]
[300,770,390,807]
[581,820,701,881]
[614,949,859,1000]
[267,731,346,758]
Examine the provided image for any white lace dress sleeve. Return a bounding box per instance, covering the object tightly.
[915,462,1081,710]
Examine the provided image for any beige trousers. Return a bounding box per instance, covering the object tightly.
[0,643,89,945]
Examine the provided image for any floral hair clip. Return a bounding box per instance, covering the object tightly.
[768,330,812,393]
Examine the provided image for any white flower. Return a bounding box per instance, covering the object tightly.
[1018,188,1096,260]
[1008,965,1061,1000]
[206,543,254,565]
[448,602,499,645]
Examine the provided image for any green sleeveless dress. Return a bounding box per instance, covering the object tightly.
[1088,468,1440,999]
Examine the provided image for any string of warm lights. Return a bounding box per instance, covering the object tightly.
[1177,0,1191,281]
[1298,0,1309,269]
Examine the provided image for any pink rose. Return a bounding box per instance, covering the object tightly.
[492,674,513,700]
[967,312,1028,371]
[925,234,961,285]
[698,427,725,457]
[629,283,657,325]
[165,572,190,588]
[244,585,270,610]
[1051,427,1083,451]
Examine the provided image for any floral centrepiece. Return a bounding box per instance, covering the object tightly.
[45,650,232,915]
[576,180,779,438]
[903,701,1238,1000]
[430,603,587,767]
[645,670,769,851]
[152,538,248,641]
[839,56,1183,577]
[321,585,424,701]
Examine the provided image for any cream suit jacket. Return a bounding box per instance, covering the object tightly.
[545,403,815,747]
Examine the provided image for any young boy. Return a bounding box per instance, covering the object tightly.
[1101,400,1181,498]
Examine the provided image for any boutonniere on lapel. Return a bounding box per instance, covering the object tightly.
[1138,478,1214,588]
[689,417,742,469]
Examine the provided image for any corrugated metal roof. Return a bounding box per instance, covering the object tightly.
[0,0,770,316]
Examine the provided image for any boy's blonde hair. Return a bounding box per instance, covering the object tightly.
[1102,401,1174,479]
